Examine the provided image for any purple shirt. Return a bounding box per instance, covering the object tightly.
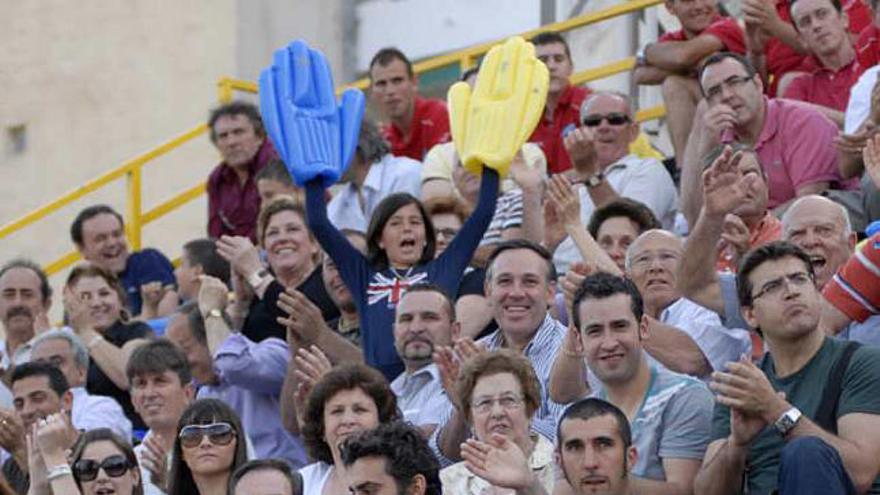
[750,97,858,208]
[197,333,307,468]
[206,140,277,241]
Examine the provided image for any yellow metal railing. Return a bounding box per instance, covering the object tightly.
[2,0,666,277]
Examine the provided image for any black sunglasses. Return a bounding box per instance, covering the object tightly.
[581,113,631,127]
[179,422,236,449]
[73,455,133,482]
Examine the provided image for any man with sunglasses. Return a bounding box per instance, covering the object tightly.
[551,91,678,274]
[694,241,880,495]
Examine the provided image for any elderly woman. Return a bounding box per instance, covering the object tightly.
[441,349,555,494]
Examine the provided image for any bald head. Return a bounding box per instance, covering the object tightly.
[782,195,851,238]
[780,195,855,289]
[580,91,634,121]
[625,230,683,315]
[625,229,682,271]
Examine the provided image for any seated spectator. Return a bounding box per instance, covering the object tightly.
[369,47,449,160]
[551,272,712,494]
[694,242,880,494]
[65,264,152,430]
[315,229,367,347]
[440,350,556,494]
[174,238,230,304]
[389,284,457,434]
[255,159,303,206]
[586,198,661,272]
[527,32,591,174]
[230,459,299,495]
[127,340,196,495]
[551,91,678,274]
[305,156,499,380]
[0,259,53,370]
[71,205,176,318]
[431,240,566,465]
[556,398,638,495]
[30,330,132,442]
[298,363,401,494]
[342,421,441,495]
[783,0,862,125]
[4,362,75,494]
[682,52,856,222]
[328,119,422,233]
[68,428,145,495]
[634,0,744,162]
[856,0,880,68]
[206,101,277,241]
[218,198,339,343]
[742,0,808,96]
[167,398,249,495]
[164,287,307,467]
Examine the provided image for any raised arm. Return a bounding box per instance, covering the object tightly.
[643,36,727,74]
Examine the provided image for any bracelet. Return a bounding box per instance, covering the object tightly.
[47,463,72,481]
[87,335,104,350]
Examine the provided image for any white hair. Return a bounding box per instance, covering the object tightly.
[624,229,683,272]
[781,195,852,238]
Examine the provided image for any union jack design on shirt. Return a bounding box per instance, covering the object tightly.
[367,271,428,307]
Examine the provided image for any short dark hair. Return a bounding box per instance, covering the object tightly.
[0,258,52,302]
[182,238,230,286]
[572,272,644,330]
[399,282,456,321]
[208,101,265,143]
[557,397,632,450]
[789,0,842,22]
[341,421,441,495]
[302,363,401,464]
[697,52,758,92]
[531,31,572,60]
[486,239,557,285]
[369,47,414,79]
[70,205,124,246]
[357,118,391,165]
[366,194,436,270]
[175,300,231,346]
[11,361,69,398]
[126,339,192,386]
[230,459,295,494]
[587,198,661,239]
[255,159,295,186]
[70,429,143,495]
[736,241,815,307]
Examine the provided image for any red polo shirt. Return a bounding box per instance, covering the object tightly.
[659,15,746,54]
[857,24,880,69]
[783,55,864,111]
[528,85,590,174]
[207,140,277,241]
[764,0,809,96]
[845,0,873,36]
[382,97,450,161]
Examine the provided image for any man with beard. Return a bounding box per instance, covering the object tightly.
[390,284,458,436]
[564,272,713,495]
[327,119,422,233]
[694,242,880,494]
[0,259,52,372]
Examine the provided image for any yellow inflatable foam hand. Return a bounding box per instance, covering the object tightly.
[448,36,549,177]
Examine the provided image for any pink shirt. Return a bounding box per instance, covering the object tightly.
[750,97,858,208]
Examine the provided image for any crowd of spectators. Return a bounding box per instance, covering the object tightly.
[8,4,880,493]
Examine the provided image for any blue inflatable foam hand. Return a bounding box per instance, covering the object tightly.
[259,40,364,188]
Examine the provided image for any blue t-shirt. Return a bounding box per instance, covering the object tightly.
[119,248,175,315]
[306,169,499,380]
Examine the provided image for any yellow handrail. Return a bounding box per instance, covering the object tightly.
[2,0,666,277]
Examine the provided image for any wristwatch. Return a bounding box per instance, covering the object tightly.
[585,171,605,188]
[247,268,270,288]
[774,407,803,437]
[205,308,224,319]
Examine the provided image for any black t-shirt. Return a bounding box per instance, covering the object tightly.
[242,266,340,342]
[86,320,152,430]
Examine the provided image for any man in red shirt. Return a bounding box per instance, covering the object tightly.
[528,32,591,175]
[634,0,745,164]
[206,101,277,241]
[783,0,863,126]
[856,0,880,68]
[369,47,449,161]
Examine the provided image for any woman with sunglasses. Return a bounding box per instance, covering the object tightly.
[70,428,144,495]
[167,399,248,495]
[299,363,400,495]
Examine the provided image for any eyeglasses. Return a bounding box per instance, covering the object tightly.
[471,394,524,414]
[435,227,459,239]
[751,271,814,301]
[178,422,237,449]
[73,455,134,482]
[704,75,753,102]
[581,113,630,127]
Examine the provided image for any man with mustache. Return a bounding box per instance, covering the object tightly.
[0,259,53,371]
[390,283,458,435]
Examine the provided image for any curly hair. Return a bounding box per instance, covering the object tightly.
[455,349,542,426]
[302,363,400,464]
